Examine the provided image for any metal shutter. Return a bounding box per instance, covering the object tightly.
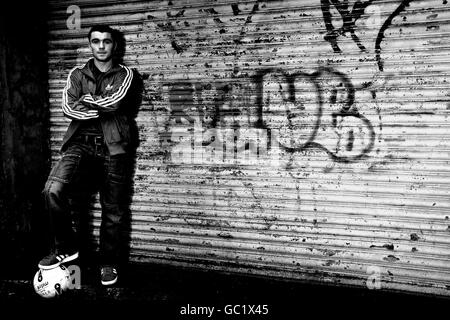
[47,0,450,296]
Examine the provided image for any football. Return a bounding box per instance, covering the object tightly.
[33,265,71,298]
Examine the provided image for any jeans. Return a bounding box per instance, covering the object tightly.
[43,135,132,266]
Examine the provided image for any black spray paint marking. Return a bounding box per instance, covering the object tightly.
[231,3,241,15]
[253,68,324,147]
[375,0,413,71]
[164,67,375,163]
[254,67,374,163]
[321,0,416,71]
[321,0,376,53]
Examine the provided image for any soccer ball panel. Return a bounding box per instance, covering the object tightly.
[33,266,71,298]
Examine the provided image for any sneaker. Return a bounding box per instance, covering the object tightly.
[38,250,79,270]
[100,266,118,286]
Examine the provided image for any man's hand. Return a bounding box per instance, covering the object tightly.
[79,93,94,103]
[78,93,99,109]
[72,95,98,116]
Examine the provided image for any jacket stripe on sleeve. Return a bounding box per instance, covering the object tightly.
[83,65,133,108]
[62,66,99,120]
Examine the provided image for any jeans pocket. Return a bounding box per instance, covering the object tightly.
[49,153,82,184]
[107,154,131,185]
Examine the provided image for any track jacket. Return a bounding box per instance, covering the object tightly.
[61,58,134,155]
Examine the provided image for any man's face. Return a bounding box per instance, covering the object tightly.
[89,31,114,62]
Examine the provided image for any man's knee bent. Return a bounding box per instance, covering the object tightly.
[43,179,65,201]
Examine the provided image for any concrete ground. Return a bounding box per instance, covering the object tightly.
[1,262,448,318]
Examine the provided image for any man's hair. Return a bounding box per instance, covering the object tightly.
[87,25,116,42]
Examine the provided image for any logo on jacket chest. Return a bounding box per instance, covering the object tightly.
[105,83,114,91]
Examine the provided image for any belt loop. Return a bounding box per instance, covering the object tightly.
[77,134,104,146]
[94,136,103,146]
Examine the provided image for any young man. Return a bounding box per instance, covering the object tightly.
[39,25,135,286]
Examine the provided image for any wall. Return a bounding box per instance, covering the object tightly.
[0,2,50,275]
[47,0,450,295]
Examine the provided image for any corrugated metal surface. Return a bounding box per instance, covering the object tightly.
[47,0,450,296]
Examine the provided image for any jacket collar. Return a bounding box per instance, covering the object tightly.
[80,58,121,79]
